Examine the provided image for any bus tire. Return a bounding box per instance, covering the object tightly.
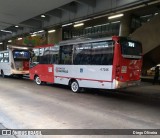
[17,74,23,78]
[70,80,80,93]
[35,75,42,85]
[1,70,5,78]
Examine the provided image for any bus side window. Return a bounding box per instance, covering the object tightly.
[40,48,50,64]
[0,53,4,63]
[60,45,73,65]
[50,46,59,64]
[31,49,40,65]
[73,43,92,65]
[91,41,114,65]
[50,54,59,64]
[4,52,9,62]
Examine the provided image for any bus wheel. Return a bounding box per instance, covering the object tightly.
[35,76,42,85]
[71,80,80,93]
[17,75,23,78]
[1,70,5,78]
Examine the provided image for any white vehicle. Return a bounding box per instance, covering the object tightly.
[0,45,31,78]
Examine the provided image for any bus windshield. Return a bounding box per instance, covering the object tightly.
[13,50,30,60]
[120,38,142,59]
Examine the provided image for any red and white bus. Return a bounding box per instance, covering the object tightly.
[29,36,142,92]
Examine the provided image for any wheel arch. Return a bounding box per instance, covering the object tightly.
[34,74,38,79]
[1,69,5,78]
[1,69,4,75]
[68,78,78,86]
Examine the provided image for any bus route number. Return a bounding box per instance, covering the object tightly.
[100,68,109,71]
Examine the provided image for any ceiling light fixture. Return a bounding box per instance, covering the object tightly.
[1,30,12,33]
[41,15,46,18]
[33,31,39,34]
[15,26,19,28]
[38,30,45,33]
[111,21,121,24]
[48,30,56,33]
[148,0,160,5]
[62,23,73,27]
[108,14,124,19]
[94,24,102,28]
[0,42,3,45]
[8,40,12,43]
[74,18,91,24]
[31,34,37,37]
[17,38,22,40]
[74,23,84,28]
[85,27,92,29]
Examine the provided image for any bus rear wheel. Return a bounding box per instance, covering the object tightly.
[35,76,42,85]
[71,80,80,93]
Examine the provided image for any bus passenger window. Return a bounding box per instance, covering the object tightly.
[50,46,59,64]
[40,47,50,64]
[60,45,73,65]
[92,41,114,65]
[73,43,92,65]
[32,49,40,65]
[4,53,9,62]
[0,53,4,63]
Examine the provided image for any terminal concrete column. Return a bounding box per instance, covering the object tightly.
[48,28,62,44]
[119,13,132,37]
[0,41,7,50]
[0,44,3,51]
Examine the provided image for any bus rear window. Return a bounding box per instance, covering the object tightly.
[13,51,30,60]
[120,39,142,58]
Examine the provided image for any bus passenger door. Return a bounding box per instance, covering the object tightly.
[39,47,54,83]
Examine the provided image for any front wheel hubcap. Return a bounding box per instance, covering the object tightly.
[36,77,41,85]
[71,82,79,92]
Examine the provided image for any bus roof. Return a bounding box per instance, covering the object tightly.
[59,36,114,46]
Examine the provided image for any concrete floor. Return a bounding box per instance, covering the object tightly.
[0,77,160,138]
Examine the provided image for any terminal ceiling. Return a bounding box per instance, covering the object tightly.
[0,0,159,41]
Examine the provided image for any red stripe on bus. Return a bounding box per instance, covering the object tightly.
[54,76,112,83]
